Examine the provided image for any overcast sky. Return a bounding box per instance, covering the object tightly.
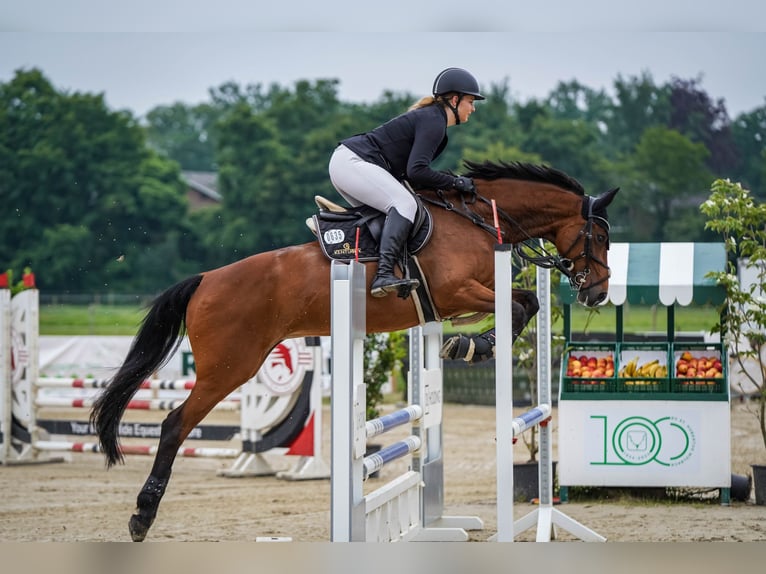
[2,1,765,119]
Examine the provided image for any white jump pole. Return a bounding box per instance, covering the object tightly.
[330,260,367,541]
[494,243,605,542]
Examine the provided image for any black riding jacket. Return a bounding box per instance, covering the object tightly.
[341,104,455,190]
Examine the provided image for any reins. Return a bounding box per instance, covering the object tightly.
[419,187,611,292]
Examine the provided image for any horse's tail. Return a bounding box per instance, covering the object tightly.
[90,274,204,467]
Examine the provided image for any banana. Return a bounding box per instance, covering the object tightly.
[619,357,669,380]
[618,357,640,378]
[639,360,659,377]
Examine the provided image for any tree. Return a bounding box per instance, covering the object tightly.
[730,104,766,198]
[616,126,712,242]
[701,179,766,454]
[144,102,219,171]
[0,68,189,292]
[668,76,738,175]
[605,71,671,156]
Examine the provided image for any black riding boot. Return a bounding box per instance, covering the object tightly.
[370,208,420,298]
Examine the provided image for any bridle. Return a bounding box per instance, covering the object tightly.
[518,195,611,293]
[419,189,611,293]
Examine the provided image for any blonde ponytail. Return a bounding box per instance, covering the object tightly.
[408,95,437,111]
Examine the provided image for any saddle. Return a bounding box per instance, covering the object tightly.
[305,195,439,322]
[306,195,433,262]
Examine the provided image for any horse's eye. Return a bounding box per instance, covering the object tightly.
[596,233,607,244]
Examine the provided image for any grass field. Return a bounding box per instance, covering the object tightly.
[39,302,722,336]
[40,304,146,335]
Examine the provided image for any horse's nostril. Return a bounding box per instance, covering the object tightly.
[594,291,607,305]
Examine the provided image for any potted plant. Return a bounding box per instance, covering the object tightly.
[701,179,766,504]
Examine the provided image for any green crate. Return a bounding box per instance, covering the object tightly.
[561,377,617,393]
[617,342,671,393]
[671,342,727,394]
[560,343,616,393]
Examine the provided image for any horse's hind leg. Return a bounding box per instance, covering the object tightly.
[128,406,185,542]
[129,373,250,541]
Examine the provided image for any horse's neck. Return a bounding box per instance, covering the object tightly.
[490,183,581,243]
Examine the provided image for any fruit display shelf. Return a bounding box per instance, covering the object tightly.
[616,342,671,393]
[671,342,727,396]
[560,341,728,401]
[560,343,617,394]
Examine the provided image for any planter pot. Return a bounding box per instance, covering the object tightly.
[513,461,557,502]
[730,473,752,502]
[752,464,766,505]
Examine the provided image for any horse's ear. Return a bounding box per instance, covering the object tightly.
[593,187,619,211]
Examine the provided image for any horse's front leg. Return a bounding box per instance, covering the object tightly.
[440,289,539,364]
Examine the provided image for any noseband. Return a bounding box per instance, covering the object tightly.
[512,195,611,292]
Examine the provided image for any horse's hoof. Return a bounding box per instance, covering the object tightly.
[440,335,474,362]
[129,514,151,542]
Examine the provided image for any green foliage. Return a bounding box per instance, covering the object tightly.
[701,179,766,452]
[0,69,189,293]
[363,331,407,420]
[3,67,766,295]
[613,127,713,242]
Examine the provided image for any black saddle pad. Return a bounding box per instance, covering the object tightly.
[312,204,433,262]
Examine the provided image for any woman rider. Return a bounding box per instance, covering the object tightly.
[328,67,484,298]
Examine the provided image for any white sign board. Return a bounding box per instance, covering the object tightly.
[559,400,730,487]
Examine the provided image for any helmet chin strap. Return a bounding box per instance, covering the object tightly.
[446,94,463,125]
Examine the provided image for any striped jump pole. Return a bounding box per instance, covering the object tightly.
[511,404,552,439]
[33,440,241,458]
[493,244,604,542]
[363,436,422,480]
[35,396,241,411]
[365,405,423,439]
[36,378,197,391]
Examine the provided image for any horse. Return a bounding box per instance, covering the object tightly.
[90,160,618,541]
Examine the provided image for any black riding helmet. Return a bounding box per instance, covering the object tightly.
[432,67,484,125]
[432,67,485,100]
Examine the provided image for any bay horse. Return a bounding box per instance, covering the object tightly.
[90,160,618,541]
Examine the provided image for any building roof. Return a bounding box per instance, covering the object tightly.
[181,171,221,202]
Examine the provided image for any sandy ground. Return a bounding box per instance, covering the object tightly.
[1,401,765,543]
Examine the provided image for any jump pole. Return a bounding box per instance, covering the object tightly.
[329,260,482,542]
[493,243,604,542]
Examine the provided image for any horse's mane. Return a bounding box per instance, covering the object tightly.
[462,160,585,196]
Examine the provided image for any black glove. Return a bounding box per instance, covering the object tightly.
[453,176,476,193]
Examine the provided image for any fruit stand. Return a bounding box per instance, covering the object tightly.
[556,243,732,499]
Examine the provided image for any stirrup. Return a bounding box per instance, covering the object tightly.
[370,276,420,299]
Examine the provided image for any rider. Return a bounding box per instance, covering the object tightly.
[328,67,484,298]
